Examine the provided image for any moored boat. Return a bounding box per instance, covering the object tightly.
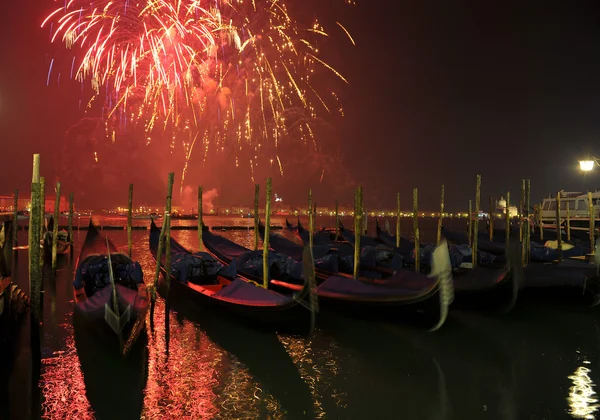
[72,220,149,356]
[149,220,315,334]
[202,226,454,331]
[345,220,521,313]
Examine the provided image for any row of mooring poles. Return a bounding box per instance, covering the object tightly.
[26,154,78,361]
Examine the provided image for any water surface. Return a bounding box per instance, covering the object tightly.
[5,216,600,419]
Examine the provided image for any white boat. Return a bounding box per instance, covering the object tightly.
[539,191,600,235]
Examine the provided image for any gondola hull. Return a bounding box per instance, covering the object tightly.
[149,220,314,335]
[202,227,454,331]
[74,282,149,356]
[520,259,600,306]
[73,221,149,357]
[157,276,311,334]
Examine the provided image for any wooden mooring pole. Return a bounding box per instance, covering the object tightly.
[127,184,133,258]
[588,191,595,252]
[519,180,525,244]
[489,196,494,241]
[413,188,420,272]
[12,190,18,248]
[308,189,314,252]
[353,186,363,279]
[334,200,339,241]
[254,184,260,251]
[566,200,570,242]
[556,192,563,262]
[436,185,444,245]
[68,192,74,255]
[468,200,472,247]
[198,186,203,251]
[40,177,46,240]
[51,182,61,271]
[396,192,401,248]
[473,175,481,268]
[164,173,174,345]
[29,154,42,358]
[505,192,511,253]
[525,179,531,266]
[263,178,272,288]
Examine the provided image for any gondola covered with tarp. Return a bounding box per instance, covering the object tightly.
[149,220,314,334]
[72,220,149,356]
[339,221,521,312]
[439,228,586,262]
[202,225,455,331]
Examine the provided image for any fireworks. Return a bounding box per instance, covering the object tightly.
[43,0,352,191]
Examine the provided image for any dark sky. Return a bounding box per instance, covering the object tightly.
[2,0,600,210]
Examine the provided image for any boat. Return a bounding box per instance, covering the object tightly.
[539,191,600,240]
[149,220,315,334]
[344,221,520,313]
[440,228,587,262]
[202,225,454,331]
[432,224,600,307]
[295,218,340,246]
[43,216,71,256]
[72,220,149,356]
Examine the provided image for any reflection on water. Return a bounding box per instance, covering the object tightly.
[143,300,221,419]
[5,215,600,419]
[40,325,94,419]
[279,334,347,418]
[568,362,599,419]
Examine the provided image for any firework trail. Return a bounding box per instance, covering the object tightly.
[43,0,351,193]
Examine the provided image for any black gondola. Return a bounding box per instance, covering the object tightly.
[440,228,586,261]
[274,221,519,313]
[348,220,521,312]
[149,220,314,335]
[201,225,455,331]
[72,220,149,356]
[377,221,600,307]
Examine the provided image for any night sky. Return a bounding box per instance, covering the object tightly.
[2,0,600,210]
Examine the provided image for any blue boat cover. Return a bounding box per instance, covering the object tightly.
[170,251,237,284]
[203,230,251,260]
[213,278,292,305]
[442,229,586,261]
[235,250,305,282]
[258,226,340,272]
[74,255,143,291]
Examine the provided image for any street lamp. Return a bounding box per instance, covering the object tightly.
[580,160,595,172]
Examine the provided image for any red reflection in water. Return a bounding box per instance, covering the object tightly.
[40,324,94,419]
[279,335,347,418]
[142,298,221,419]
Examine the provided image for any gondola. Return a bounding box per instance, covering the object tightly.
[72,220,149,356]
[378,221,600,307]
[43,216,71,256]
[439,228,586,261]
[149,220,314,334]
[202,225,455,331]
[330,221,520,313]
[295,218,339,246]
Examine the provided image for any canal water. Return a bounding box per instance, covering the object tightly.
[4,216,600,419]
